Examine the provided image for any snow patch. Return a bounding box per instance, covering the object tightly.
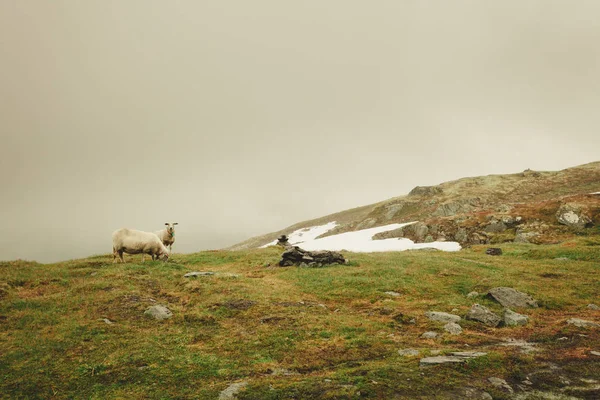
[262,222,461,253]
[260,221,338,248]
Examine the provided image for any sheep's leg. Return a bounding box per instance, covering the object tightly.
[141,254,145,263]
[118,250,125,263]
[112,247,117,264]
[151,254,156,261]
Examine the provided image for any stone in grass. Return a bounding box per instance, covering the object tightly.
[465,304,502,327]
[503,309,529,327]
[467,291,480,298]
[421,331,439,339]
[384,291,401,297]
[566,318,600,328]
[485,248,502,256]
[444,322,463,335]
[487,287,538,308]
[184,271,215,277]
[218,381,248,400]
[144,305,173,320]
[425,311,461,323]
[420,352,487,366]
[487,377,513,393]
[587,304,600,310]
[398,348,420,357]
[591,351,600,356]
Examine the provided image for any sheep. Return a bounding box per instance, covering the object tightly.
[112,228,169,263]
[155,222,178,251]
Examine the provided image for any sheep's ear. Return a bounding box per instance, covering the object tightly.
[165,223,169,225]
[174,223,178,225]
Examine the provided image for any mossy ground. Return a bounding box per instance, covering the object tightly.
[1,241,599,399]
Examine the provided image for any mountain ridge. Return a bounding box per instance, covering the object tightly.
[229,161,600,250]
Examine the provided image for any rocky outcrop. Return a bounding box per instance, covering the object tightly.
[432,198,480,217]
[279,247,346,267]
[556,203,592,230]
[409,185,443,197]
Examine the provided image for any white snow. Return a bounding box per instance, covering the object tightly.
[262,222,461,253]
[260,221,338,248]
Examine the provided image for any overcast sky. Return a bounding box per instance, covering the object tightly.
[2,1,600,262]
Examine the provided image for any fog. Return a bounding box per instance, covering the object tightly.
[2,1,600,262]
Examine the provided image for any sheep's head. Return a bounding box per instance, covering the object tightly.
[158,250,169,262]
[164,222,178,236]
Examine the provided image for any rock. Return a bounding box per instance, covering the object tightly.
[591,351,600,356]
[279,247,346,267]
[503,309,529,326]
[566,318,600,328]
[465,304,502,327]
[101,318,114,325]
[556,203,592,230]
[450,351,487,358]
[487,287,538,308]
[276,235,290,247]
[484,221,507,233]
[498,338,537,353]
[420,352,487,366]
[421,331,439,339]
[554,257,570,261]
[487,377,513,393]
[514,231,539,243]
[454,228,468,243]
[408,185,443,197]
[419,356,465,366]
[425,311,461,323]
[587,304,600,310]
[467,291,480,298]
[485,248,502,256]
[184,271,215,277]
[218,381,248,400]
[398,348,420,357]
[356,218,377,230]
[444,322,463,335]
[144,305,173,320]
[384,291,401,297]
[433,198,478,217]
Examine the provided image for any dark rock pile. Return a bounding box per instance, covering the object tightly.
[279,246,346,267]
[486,248,503,256]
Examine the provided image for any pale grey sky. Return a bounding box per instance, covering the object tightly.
[1,1,599,262]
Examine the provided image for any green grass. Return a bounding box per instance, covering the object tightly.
[1,241,599,399]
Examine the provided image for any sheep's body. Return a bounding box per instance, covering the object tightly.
[112,228,169,263]
[155,222,177,251]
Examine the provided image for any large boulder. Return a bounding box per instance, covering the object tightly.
[556,203,592,230]
[487,287,538,308]
[279,247,346,267]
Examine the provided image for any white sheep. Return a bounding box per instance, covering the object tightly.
[155,222,178,251]
[112,228,170,263]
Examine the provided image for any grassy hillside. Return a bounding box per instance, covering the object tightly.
[2,240,599,399]
[230,161,600,250]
